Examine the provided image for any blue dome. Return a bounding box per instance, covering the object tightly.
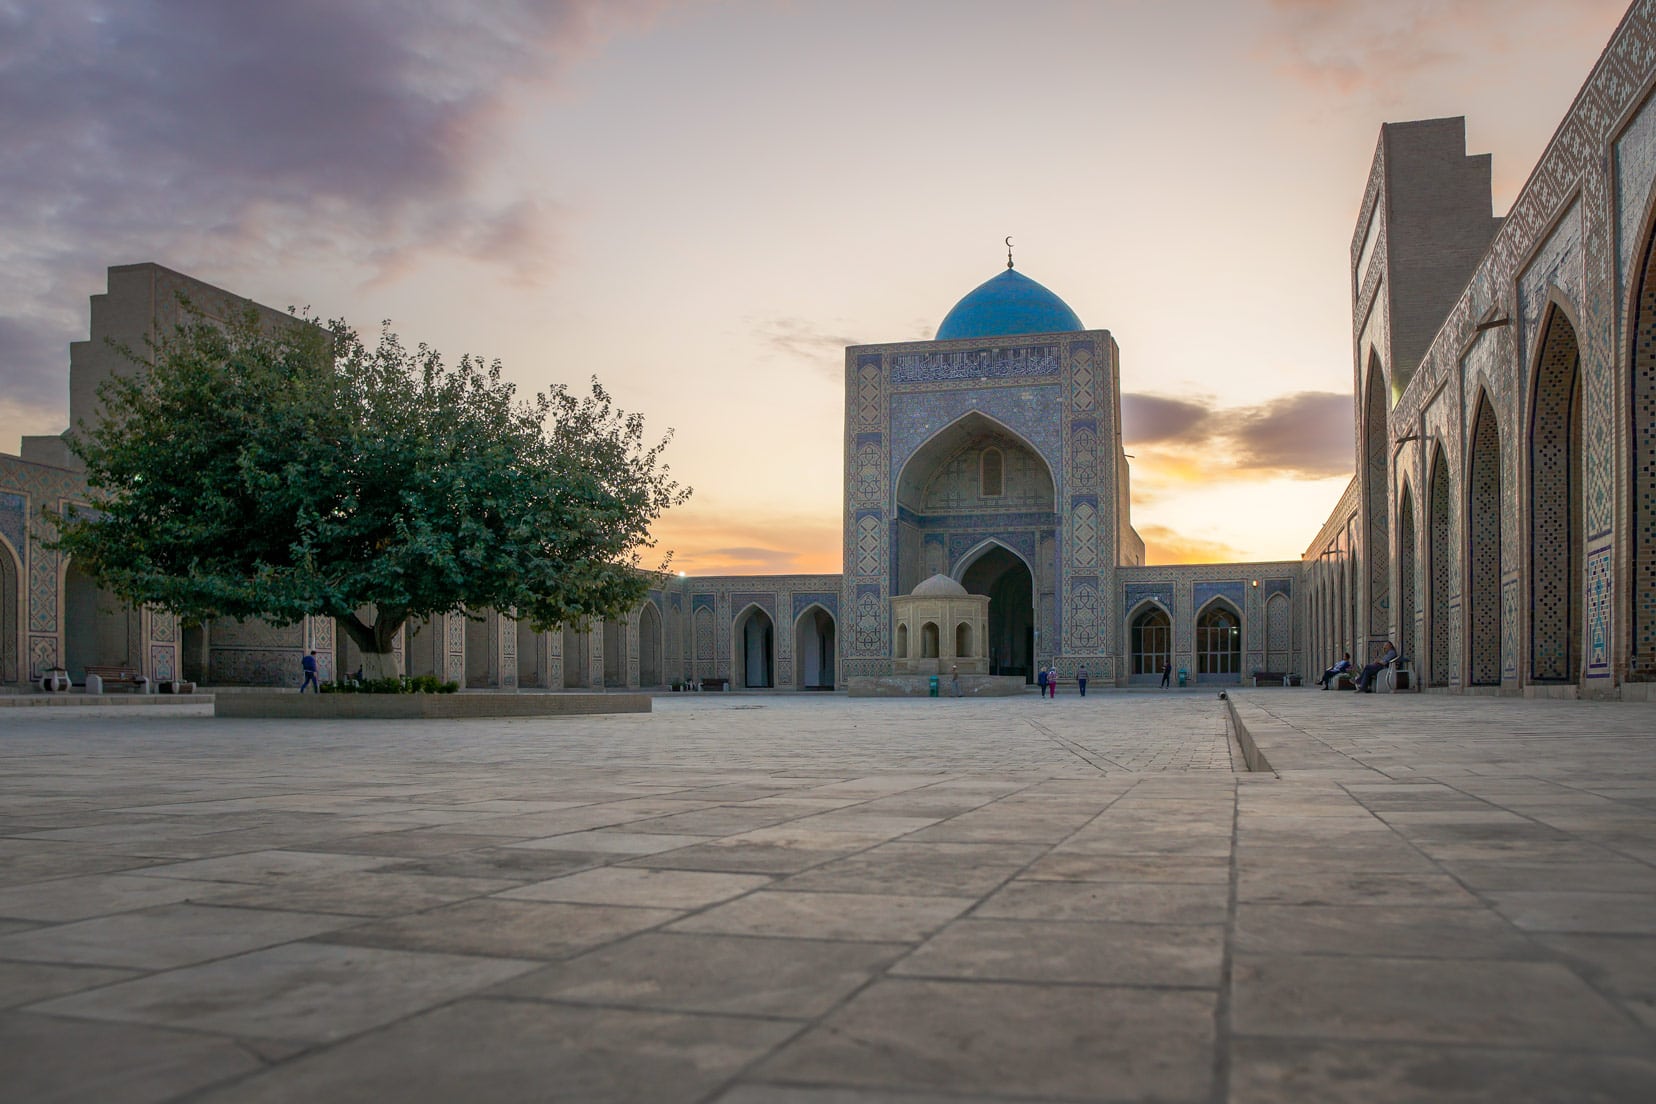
[935,268,1084,341]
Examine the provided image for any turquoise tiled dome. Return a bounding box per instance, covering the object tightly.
[935,268,1084,340]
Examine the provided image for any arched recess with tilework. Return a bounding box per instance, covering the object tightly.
[732,604,775,689]
[1467,391,1504,686]
[1527,301,1582,685]
[1194,596,1242,682]
[1626,197,1656,681]
[637,601,664,687]
[0,534,19,686]
[793,604,835,689]
[603,617,627,687]
[1397,478,1419,668]
[1362,351,1390,648]
[562,624,589,688]
[1428,444,1454,687]
[1126,599,1171,681]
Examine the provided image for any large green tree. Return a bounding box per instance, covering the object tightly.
[52,304,689,679]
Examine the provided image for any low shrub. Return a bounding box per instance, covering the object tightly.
[321,675,460,695]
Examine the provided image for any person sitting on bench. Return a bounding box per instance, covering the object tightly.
[1354,642,1399,694]
[1316,653,1352,690]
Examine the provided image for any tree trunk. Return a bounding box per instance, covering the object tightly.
[358,651,400,681]
[336,607,408,683]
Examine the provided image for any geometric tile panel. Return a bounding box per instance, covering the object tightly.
[1467,396,1503,685]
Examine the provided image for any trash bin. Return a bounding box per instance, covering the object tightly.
[928,675,939,697]
[1177,668,1188,688]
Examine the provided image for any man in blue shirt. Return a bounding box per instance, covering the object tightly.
[300,650,320,693]
[1316,652,1352,690]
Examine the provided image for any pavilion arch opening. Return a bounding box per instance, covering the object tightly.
[63,560,139,685]
[1129,602,1171,680]
[1428,445,1454,687]
[517,619,546,688]
[733,605,774,688]
[957,541,1035,681]
[921,621,940,658]
[1528,303,1582,684]
[1397,480,1419,668]
[794,605,835,689]
[1195,599,1242,682]
[895,622,909,659]
[603,617,627,687]
[637,603,664,687]
[0,537,18,685]
[1363,354,1390,649]
[955,621,971,658]
[895,413,1056,599]
[1467,392,1503,686]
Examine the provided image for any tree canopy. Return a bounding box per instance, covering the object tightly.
[52,304,689,676]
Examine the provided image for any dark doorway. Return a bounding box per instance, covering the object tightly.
[960,545,1034,682]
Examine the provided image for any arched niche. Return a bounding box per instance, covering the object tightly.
[637,602,664,687]
[794,604,836,689]
[732,604,774,688]
[1127,600,1171,680]
[1195,597,1242,682]
[1527,303,1582,685]
[955,540,1035,681]
[1467,390,1504,686]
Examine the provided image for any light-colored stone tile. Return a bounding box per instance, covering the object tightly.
[756,978,1215,1101]
[322,897,677,959]
[498,867,769,909]
[29,942,538,1042]
[496,931,904,1017]
[892,917,1224,987]
[976,879,1229,924]
[188,998,796,1104]
[668,890,972,942]
[0,1011,262,1104]
[0,873,238,922]
[0,903,355,969]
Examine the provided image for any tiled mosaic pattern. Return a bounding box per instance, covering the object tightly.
[1468,395,1504,685]
[1529,308,1583,681]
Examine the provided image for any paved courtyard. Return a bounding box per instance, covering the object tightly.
[2,690,1655,1102]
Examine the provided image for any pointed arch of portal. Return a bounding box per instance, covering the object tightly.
[1126,598,1172,679]
[1467,389,1504,686]
[1193,596,1242,682]
[953,538,1036,682]
[793,602,836,690]
[1527,300,1582,685]
[1362,350,1390,653]
[894,411,1057,513]
[731,602,775,689]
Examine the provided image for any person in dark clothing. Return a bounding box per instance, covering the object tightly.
[1355,642,1398,693]
[1160,660,1172,689]
[1077,664,1088,697]
[1037,666,1048,698]
[300,651,320,693]
[1316,653,1353,690]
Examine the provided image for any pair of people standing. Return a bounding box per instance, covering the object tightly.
[1036,666,1073,698]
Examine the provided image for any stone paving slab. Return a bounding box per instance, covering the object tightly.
[0,690,1653,1101]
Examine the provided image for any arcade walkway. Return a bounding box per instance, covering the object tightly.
[2,692,1653,1101]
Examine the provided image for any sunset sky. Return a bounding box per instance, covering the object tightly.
[0,0,1633,574]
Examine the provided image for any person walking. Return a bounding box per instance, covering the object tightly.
[950,664,962,697]
[1077,664,1088,697]
[1160,660,1172,689]
[1036,665,1048,699]
[1046,666,1058,699]
[300,650,320,693]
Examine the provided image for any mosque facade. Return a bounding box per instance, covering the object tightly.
[7,1,1656,697]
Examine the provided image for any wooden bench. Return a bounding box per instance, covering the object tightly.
[700,678,729,691]
[1252,671,1301,687]
[83,665,150,693]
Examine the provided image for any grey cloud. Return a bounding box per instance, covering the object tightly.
[1122,388,1352,480]
[0,316,69,409]
[1229,391,1353,478]
[0,1,671,396]
[1120,393,1212,445]
[754,317,859,379]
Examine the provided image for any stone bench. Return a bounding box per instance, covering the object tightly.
[83,665,150,694]
[1252,671,1302,687]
